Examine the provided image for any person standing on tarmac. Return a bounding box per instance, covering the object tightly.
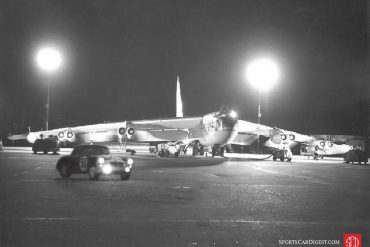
[313,145,319,160]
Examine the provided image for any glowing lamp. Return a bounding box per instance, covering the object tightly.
[36,47,63,73]
[246,58,279,91]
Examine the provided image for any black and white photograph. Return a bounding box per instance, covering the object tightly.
[1,0,369,246]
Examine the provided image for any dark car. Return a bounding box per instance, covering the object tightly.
[344,149,368,165]
[56,144,133,180]
[32,138,60,154]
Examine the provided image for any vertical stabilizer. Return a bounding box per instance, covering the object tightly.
[176,76,184,117]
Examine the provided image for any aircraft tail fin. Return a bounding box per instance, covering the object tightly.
[176,76,183,117]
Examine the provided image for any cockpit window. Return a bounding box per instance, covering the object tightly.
[202,108,238,132]
[220,114,238,130]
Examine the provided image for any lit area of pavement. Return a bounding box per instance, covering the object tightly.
[0,150,369,246]
[1,146,346,163]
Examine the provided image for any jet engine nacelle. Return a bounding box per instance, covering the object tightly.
[66,130,76,142]
[126,127,135,139]
[319,140,326,148]
[326,141,334,148]
[117,127,135,141]
[57,131,68,142]
[281,133,295,142]
[281,134,287,141]
[117,127,126,140]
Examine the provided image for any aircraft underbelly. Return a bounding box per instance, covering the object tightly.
[200,130,236,146]
[231,133,258,145]
[75,132,117,143]
[132,130,188,142]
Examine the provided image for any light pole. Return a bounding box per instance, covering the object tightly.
[246,57,279,153]
[35,46,63,131]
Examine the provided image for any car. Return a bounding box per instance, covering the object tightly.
[32,138,60,154]
[56,144,133,180]
[344,149,368,165]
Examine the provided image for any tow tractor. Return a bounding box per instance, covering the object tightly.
[157,143,181,158]
[272,147,292,162]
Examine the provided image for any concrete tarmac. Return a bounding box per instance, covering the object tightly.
[0,150,369,247]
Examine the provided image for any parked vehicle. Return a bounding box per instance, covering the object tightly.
[272,147,292,162]
[56,144,133,180]
[157,143,181,158]
[344,149,368,165]
[32,138,60,154]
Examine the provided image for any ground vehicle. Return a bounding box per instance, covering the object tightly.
[157,143,181,158]
[56,144,133,180]
[344,149,368,165]
[272,148,292,162]
[32,138,60,154]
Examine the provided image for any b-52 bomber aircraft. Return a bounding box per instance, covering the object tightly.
[8,77,352,159]
[8,105,240,157]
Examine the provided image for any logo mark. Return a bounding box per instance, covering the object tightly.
[344,234,362,247]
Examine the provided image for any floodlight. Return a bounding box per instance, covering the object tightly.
[246,58,279,91]
[36,46,63,73]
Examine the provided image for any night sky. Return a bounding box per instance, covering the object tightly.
[1,0,369,137]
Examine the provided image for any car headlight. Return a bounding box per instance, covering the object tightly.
[98,157,105,164]
[127,158,133,166]
[102,165,113,174]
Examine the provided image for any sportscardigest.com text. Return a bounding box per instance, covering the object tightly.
[278,239,340,246]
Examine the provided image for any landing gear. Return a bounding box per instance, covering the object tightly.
[220,147,225,157]
[192,143,205,157]
[192,146,197,157]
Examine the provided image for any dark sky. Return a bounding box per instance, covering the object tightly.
[1,0,369,136]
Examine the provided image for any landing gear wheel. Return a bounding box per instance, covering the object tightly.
[88,166,100,180]
[43,150,48,154]
[192,147,197,157]
[280,156,284,161]
[59,162,71,178]
[212,146,217,158]
[174,151,180,158]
